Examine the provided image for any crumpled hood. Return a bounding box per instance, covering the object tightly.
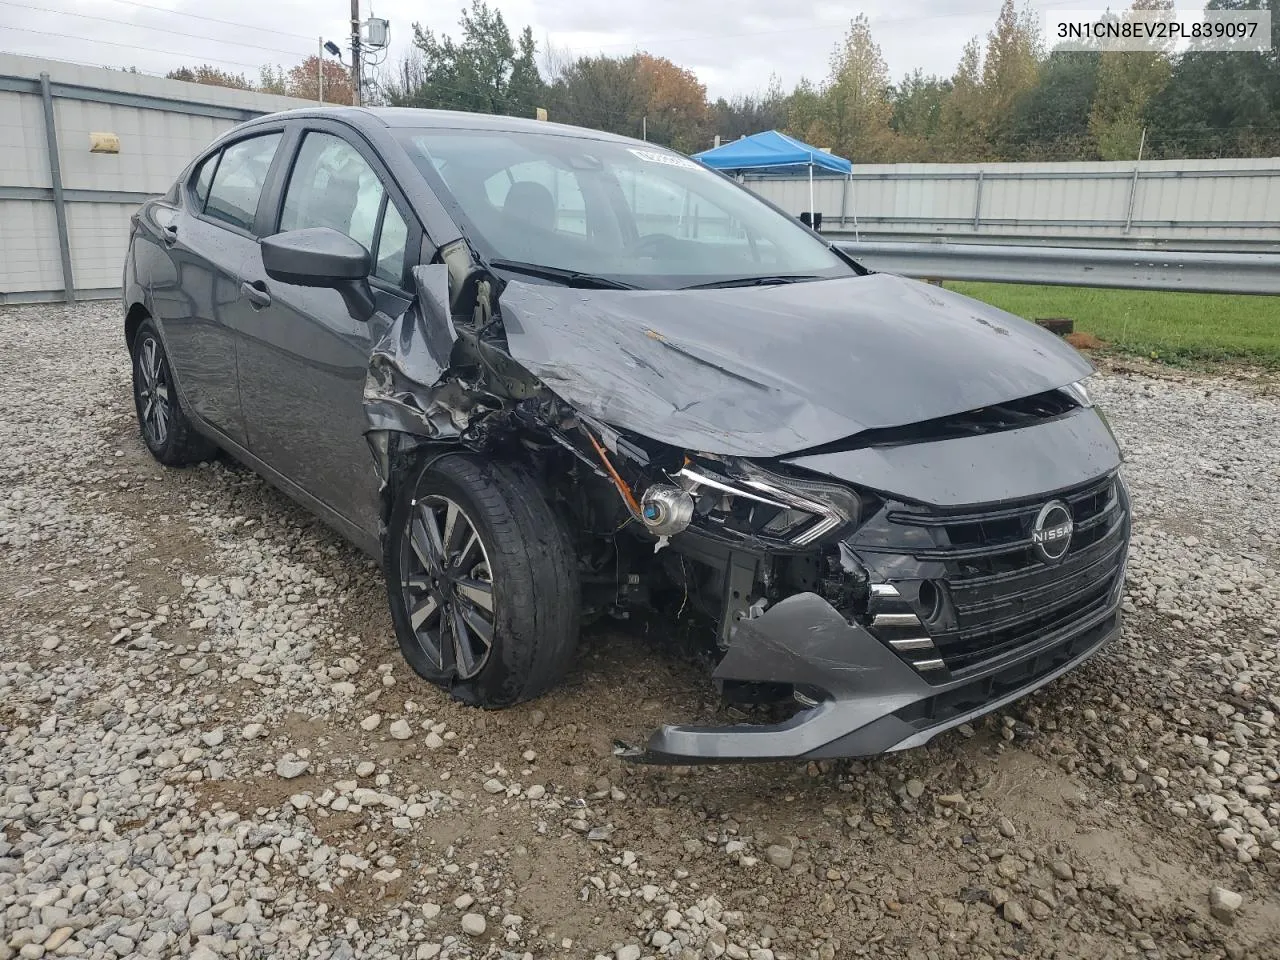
[498,273,1093,457]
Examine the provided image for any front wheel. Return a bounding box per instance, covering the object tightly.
[384,452,581,707]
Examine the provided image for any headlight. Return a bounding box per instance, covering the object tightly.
[674,458,861,547]
[1062,377,1094,408]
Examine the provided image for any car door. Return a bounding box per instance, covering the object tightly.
[233,121,417,539]
[146,130,285,445]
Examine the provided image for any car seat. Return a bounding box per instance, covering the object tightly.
[503,181,556,232]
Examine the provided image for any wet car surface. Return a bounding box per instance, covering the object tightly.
[123,106,1130,761]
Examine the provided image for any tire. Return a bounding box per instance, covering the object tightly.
[130,319,216,466]
[384,451,581,708]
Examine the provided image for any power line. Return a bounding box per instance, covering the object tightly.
[78,0,318,43]
[15,0,1097,70]
[16,54,172,79]
[0,24,291,73]
[0,0,316,60]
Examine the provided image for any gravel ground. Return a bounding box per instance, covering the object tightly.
[1,301,1278,960]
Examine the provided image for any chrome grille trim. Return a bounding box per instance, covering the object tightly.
[888,637,936,651]
[872,612,922,628]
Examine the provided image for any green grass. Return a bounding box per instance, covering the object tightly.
[947,281,1280,368]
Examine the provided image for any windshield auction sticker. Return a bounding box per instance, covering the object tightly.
[628,148,700,169]
[1045,9,1272,53]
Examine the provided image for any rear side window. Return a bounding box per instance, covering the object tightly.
[191,154,216,209]
[205,132,282,232]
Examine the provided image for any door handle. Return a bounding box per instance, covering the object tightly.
[162,224,178,245]
[240,280,272,309]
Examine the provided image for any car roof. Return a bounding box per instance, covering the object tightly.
[241,106,650,147]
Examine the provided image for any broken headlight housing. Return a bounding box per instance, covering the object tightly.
[1062,376,1095,408]
[674,458,863,547]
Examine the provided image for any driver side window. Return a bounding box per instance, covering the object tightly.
[278,131,412,287]
[281,132,385,252]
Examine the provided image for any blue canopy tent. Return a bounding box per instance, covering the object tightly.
[693,130,853,231]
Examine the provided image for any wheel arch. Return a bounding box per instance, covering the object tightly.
[377,433,467,537]
[376,433,559,547]
[124,307,199,429]
[124,301,150,352]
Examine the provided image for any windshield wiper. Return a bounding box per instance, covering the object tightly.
[682,275,828,290]
[487,259,637,290]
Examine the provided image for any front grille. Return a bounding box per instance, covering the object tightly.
[893,611,1118,731]
[873,473,1128,677]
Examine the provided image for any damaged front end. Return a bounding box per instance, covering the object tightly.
[620,461,1130,763]
[361,254,1130,764]
[609,434,1128,764]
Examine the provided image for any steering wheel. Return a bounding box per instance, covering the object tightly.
[629,233,683,258]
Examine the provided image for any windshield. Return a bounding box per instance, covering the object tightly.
[396,128,854,290]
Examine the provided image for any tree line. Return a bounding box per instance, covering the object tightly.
[167,0,1280,161]
[164,57,355,106]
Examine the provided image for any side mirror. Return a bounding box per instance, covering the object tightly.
[261,227,375,322]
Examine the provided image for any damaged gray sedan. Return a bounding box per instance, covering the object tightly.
[123,107,1130,763]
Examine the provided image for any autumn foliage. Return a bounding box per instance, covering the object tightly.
[170,0,1280,162]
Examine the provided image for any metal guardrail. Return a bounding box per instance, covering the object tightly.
[837,240,1280,296]
[746,161,1280,249]
[823,230,1280,254]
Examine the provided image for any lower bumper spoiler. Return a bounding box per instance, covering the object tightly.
[618,592,1120,764]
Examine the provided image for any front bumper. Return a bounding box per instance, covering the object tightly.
[621,590,1120,763]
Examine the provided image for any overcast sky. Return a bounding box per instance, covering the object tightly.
[1,0,1210,99]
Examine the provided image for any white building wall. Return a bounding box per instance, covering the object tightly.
[0,53,311,302]
[0,89,52,189]
[0,200,62,293]
[65,202,142,292]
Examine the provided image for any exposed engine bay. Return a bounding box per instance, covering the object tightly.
[364,255,872,655]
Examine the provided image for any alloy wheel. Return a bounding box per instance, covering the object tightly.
[400,495,496,680]
[136,336,171,448]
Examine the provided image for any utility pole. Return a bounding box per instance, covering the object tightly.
[318,36,324,105]
[350,0,363,106]
[642,116,647,141]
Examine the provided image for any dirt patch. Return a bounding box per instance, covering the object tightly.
[1066,331,1106,350]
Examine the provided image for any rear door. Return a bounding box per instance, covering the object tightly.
[233,120,418,537]
[152,129,285,445]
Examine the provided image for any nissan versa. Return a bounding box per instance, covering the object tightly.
[122,107,1130,762]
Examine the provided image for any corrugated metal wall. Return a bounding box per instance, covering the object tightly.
[0,53,310,302]
[745,159,1280,249]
